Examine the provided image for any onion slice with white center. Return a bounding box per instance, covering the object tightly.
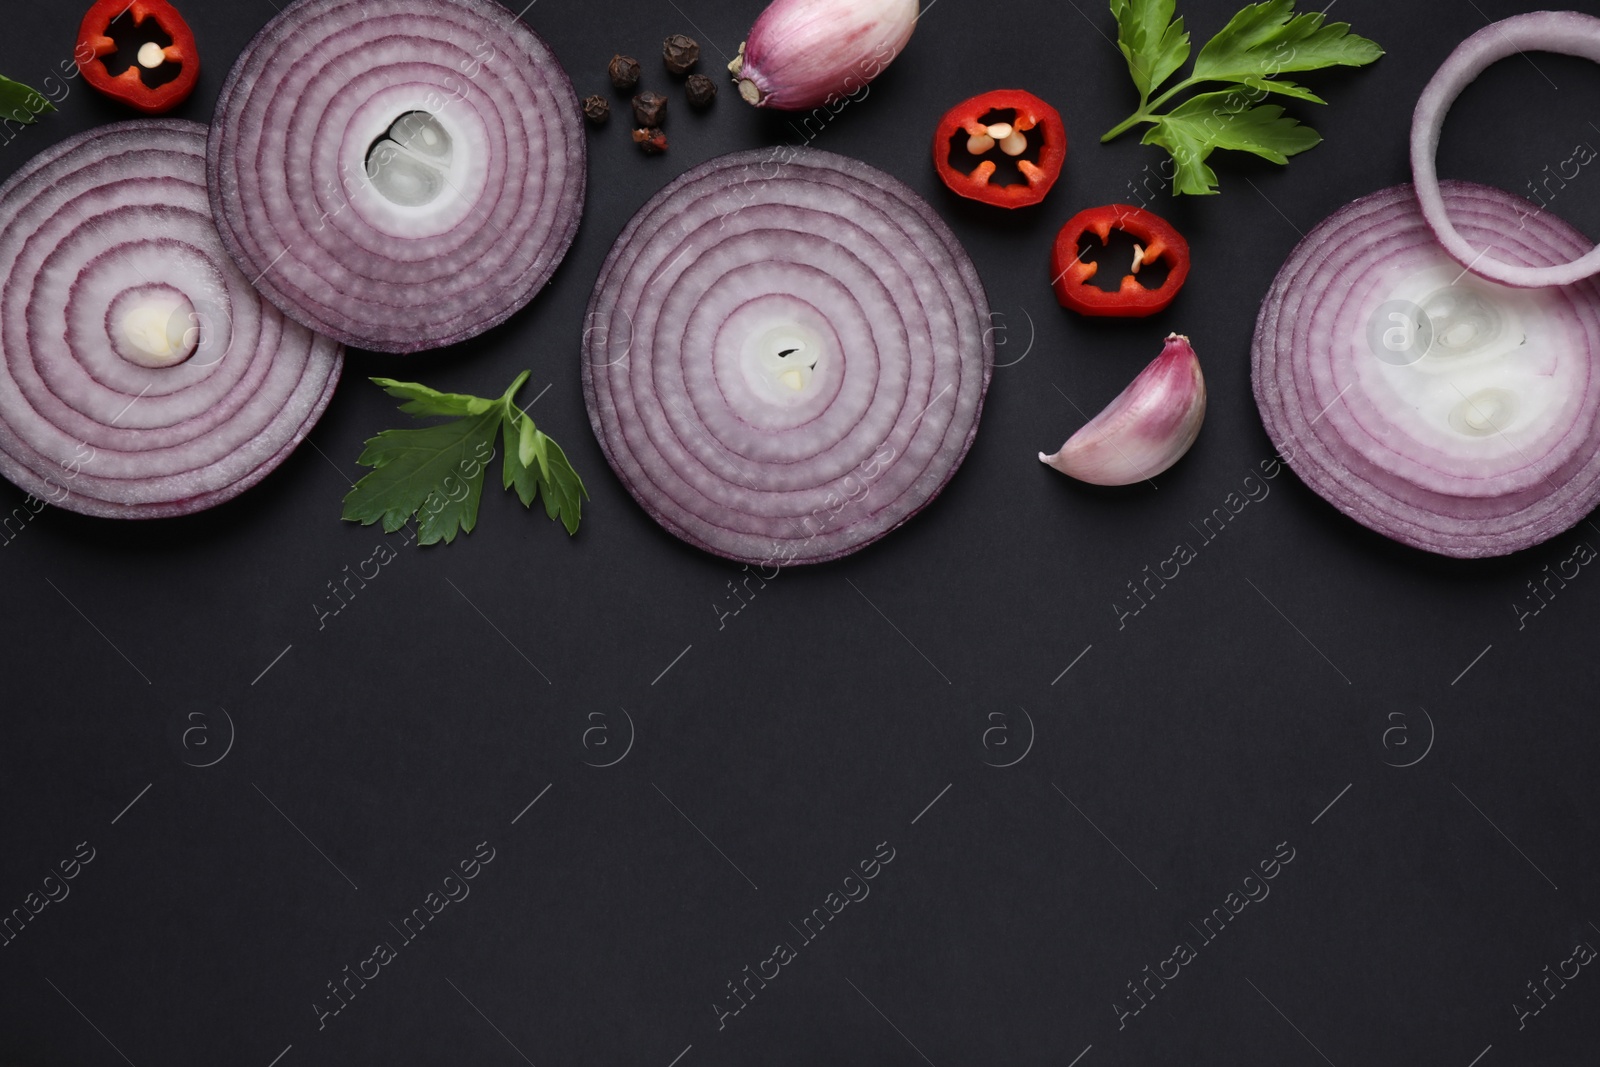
[583,147,992,565]
[1411,10,1600,288]
[0,120,343,519]
[207,0,585,353]
[1253,180,1600,558]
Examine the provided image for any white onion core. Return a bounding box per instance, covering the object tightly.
[109,285,199,368]
[366,110,457,208]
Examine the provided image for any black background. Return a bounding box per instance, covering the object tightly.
[3,0,1600,1064]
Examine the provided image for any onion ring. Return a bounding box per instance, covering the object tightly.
[1411,10,1600,288]
[584,147,993,565]
[207,0,585,353]
[0,120,343,519]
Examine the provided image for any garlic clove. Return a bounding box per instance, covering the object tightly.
[1040,333,1206,486]
[729,0,917,111]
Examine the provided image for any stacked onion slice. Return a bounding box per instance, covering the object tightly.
[207,0,585,353]
[0,120,343,520]
[584,147,993,565]
[1253,181,1600,558]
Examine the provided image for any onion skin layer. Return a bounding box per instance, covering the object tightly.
[207,0,586,354]
[0,120,343,519]
[1253,181,1600,559]
[583,147,992,566]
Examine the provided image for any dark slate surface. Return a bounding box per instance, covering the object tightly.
[3,0,1599,1064]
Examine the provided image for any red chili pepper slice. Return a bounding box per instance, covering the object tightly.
[1050,204,1190,318]
[932,89,1066,209]
[75,0,199,115]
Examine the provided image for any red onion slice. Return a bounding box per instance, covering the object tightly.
[1253,180,1600,558]
[584,147,993,565]
[1411,10,1600,288]
[0,120,343,519]
[207,0,585,353]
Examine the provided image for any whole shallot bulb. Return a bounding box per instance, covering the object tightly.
[728,0,917,110]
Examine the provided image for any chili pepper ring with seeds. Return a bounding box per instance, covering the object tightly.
[932,89,1066,208]
[1050,205,1190,318]
[75,0,200,114]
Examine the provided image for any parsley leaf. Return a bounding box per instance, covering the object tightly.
[1110,0,1190,101]
[1192,0,1383,82]
[0,75,52,126]
[1143,92,1322,195]
[342,371,587,545]
[1234,76,1325,105]
[500,404,587,535]
[1103,0,1381,195]
[373,378,497,418]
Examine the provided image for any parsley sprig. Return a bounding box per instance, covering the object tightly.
[341,372,587,545]
[1103,0,1382,195]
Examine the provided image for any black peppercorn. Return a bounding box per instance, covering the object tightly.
[663,34,700,75]
[608,54,641,91]
[582,94,610,125]
[632,90,668,128]
[632,127,669,154]
[685,73,717,109]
